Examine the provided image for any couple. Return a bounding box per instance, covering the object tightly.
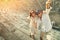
[27,0,52,40]
[27,10,42,40]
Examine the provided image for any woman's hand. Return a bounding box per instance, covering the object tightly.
[46,0,51,9]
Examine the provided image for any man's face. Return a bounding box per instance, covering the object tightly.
[38,12,42,17]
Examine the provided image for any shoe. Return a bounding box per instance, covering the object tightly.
[40,37,43,40]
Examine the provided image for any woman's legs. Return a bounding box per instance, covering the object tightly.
[29,27,37,40]
[30,33,35,40]
[29,27,35,40]
[46,31,52,40]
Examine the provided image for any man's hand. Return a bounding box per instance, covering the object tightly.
[33,21,37,29]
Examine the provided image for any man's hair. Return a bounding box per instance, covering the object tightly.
[40,10,43,14]
[36,10,43,15]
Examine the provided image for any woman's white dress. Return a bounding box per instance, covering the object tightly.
[27,16,37,35]
[42,7,52,32]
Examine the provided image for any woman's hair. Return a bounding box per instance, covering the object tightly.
[30,10,36,17]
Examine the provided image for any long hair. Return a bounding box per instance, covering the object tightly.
[30,10,36,17]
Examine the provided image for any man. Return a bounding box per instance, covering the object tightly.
[36,10,43,40]
[36,6,52,40]
[36,0,52,40]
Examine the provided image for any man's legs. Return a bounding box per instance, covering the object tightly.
[40,32,45,40]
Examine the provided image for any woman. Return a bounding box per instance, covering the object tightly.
[42,0,52,33]
[41,0,52,40]
[27,10,37,40]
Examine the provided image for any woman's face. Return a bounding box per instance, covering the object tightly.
[32,13,36,17]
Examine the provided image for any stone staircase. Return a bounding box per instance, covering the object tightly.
[0,12,60,40]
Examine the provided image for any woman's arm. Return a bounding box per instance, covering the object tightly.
[46,0,51,9]
[46,6,52,14]
[27,16,30,20]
